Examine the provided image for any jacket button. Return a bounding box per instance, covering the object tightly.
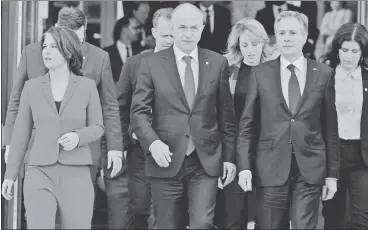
[291,119,295,122]
[288,140,292,144]
[185,135,189,138]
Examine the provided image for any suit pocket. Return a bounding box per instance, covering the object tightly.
[257,139,274,150]
[308,139,326,150]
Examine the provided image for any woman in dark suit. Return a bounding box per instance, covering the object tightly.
[214,17,277,229]
[320,22,368,230]
[1,26,104,229]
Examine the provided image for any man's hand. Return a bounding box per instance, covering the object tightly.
[57,132,79,151]
[4,145,10,164]
[238,170,252,192]
[149,140,172,167]
[107,150,123,178]
[221,162,236,187]
[2,179,14,200]
[322,178,337,201]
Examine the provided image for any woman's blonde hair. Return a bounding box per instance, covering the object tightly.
[224,17,272,66]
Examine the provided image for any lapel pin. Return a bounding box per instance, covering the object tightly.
[365,88,367,91]
[83,56,86,60]
[313,68,317,70]
[206,61,209,65]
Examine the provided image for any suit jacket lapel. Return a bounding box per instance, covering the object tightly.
[192,48,211,111]
[41,73,58,114]
[362,68,368,120]
[59,73,80,114]
[294,58,319,114]
[269,57,292,115]
[162,47,190,110]
[81,42,89,71]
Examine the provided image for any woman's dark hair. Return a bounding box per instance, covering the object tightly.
[41,26,83,75]
[113,16,132,43]
[319,23,368,69]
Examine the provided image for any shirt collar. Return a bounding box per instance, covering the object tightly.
[280,55,305,72]
[336,65,362,80]
[116,40,131,49]
[154,47,159,53]
[173,43,199,63]
[199,3,214,12]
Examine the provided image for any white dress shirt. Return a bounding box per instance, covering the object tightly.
[199,3,215,34]
[280,55,307,108]
[116,40,132,63]
[335,65,363,140]
[173,44,199,94]
[148,44,199,152]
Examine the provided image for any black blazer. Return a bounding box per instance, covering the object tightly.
[351,68,368,166]
[237,57,340,186]
[104,43,140,82]
[196,3,232,54]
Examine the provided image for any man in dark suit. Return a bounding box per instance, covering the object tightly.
[131,3,237,229]
[195,1,232,54]
[115,7,174,229]
[237,11,340,229]
[104,16,141,83]
[3,6,123,184]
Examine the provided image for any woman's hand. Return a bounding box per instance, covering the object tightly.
[2,179,14,200]
[57,132,80,151]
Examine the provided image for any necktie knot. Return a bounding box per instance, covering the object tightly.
[183,55,192,65]
[287,64,295,71]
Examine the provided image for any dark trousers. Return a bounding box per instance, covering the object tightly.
[257,155,321,229]
[214,177,248,229]
[150,151,218,229]
[322,139,368,229]
[104,171,129,229]
[126,144,156,229]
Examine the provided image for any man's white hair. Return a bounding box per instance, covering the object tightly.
[171,3,205,24]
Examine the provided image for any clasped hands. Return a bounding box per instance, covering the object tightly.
[149,140,237,188]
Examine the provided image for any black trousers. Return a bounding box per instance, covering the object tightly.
[104,170,129,229]
[257,154,321,229]
[322,139,368,229]
[150,151,218,229]
[126,143,156,229]
[214,176,248,229]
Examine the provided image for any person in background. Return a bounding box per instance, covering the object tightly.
[104,16,141,83]
[320,22,368,230]
[315,1,352,60]
[195,1,232,54]
[128,1,155,51]
[237,11,340,229]
[130,3,237,229]
[1,26,104,229]
[3,6,123,186]
[116,7,174,229]
[214,17,274,230]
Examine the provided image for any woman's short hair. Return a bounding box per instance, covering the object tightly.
[224,18,271,66]
[319,23,368,69]
[57,7,87,30]
[41,26,83,75]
